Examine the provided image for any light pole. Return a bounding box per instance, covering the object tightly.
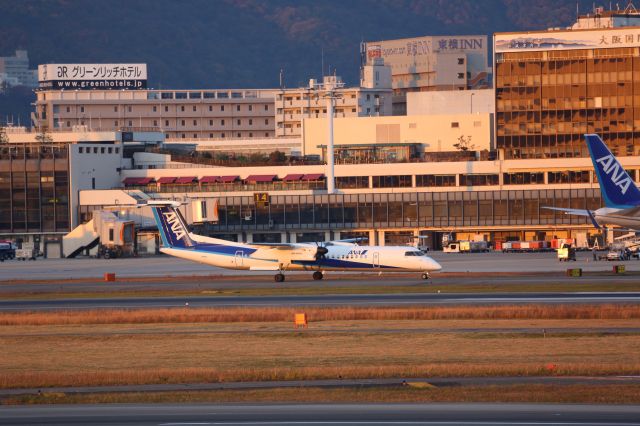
[312,77,344,194]
[470,92,475,114]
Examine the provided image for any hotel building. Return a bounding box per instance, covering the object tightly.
[495,8,640,159]
[34,87,277,140]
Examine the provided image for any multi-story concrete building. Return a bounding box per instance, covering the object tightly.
[275,75,393,137]
[301,113,493,159]
[34,88,278,140]
[494,7,640,160]
[0,50,38,88]
[0,129,164,256]
[406,89,495,116]
[361,35,491,114]
[362,35,490,92]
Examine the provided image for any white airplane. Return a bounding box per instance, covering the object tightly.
[148,201,442,282]
[547,134,640,230]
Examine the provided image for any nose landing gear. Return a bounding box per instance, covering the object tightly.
[274,273,285,282]
[312,271,324,281]
[421,272,430,280]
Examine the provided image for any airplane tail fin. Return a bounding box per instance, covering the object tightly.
[585,134,640,208]
[149,201,196,249]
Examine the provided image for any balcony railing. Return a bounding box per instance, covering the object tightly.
[124,181,327,193]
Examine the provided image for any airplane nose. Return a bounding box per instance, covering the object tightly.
[426,257,442,271]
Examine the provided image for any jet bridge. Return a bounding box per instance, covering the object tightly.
[63,210,135,258]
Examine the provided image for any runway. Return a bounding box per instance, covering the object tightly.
[2,273,640,295]
[2,291,640,311]
[2,403,640,425]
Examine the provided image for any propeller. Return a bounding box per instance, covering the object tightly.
[315,242,329,261]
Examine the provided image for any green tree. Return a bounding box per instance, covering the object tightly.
[214,152,230,161]
[35,127,53,144]
[248,152,266,163]
[268,150,286,164]
[453,135,475,151]
[0,125,8,144]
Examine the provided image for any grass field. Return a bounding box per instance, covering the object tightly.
[2,304,639,325]
[2,305,640,390]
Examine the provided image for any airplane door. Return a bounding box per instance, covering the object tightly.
[234,250,244,268]
[372,252,380,268]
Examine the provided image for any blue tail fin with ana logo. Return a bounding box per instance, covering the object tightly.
[585,134,640,209]
[150,203,195,248]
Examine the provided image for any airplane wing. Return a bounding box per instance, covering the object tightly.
[333,237,367,244]
[248,243,303,250]
[541,207,592,216]
[541,206,601,229]
[248,242,327,261]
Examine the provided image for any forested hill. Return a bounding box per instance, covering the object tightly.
[0,0,594,90]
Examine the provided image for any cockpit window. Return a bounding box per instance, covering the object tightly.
[405,251,426,256]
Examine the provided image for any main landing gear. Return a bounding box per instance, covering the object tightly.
[274,273,285,282]
[312,271,324,281]
[421,273,430,280]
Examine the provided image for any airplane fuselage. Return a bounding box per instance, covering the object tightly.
[594,207,640,229]
[160,242,441,273]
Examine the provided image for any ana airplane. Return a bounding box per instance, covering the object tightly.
[149,201,442,282]
[547,134,640,230]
